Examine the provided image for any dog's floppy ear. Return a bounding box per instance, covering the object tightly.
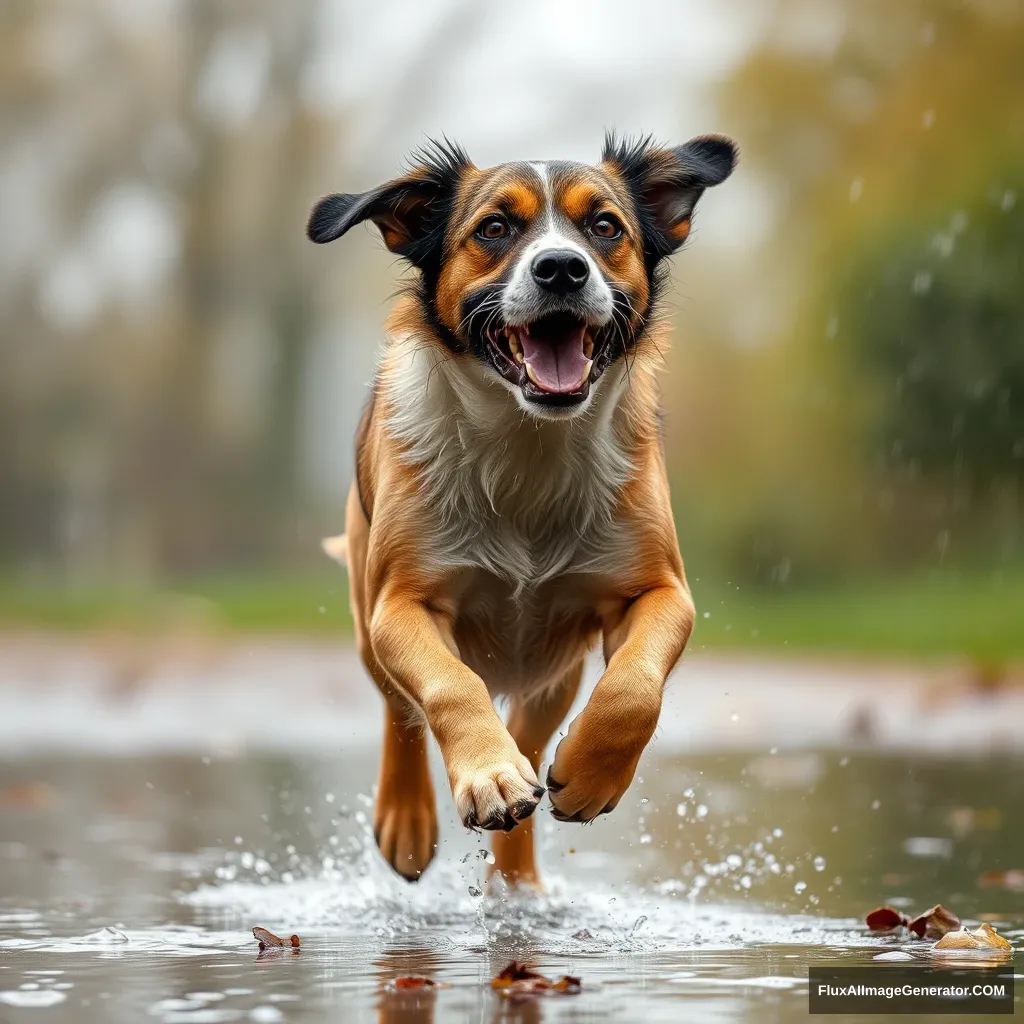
[306,139,472,268]
[603,133,737,261]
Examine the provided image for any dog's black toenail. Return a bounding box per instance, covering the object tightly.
[532,785,546,799]
[500,811,517,832]
[464,812,480,832]
[512,799,538,820]
[545,770,565,793]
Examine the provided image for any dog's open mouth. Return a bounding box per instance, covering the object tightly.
[486,312,600,405]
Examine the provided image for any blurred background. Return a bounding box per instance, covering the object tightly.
[1,6,1023,1019]
[1,0,1022,662]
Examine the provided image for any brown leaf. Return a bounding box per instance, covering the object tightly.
[866,906,908,931]
[907,904,960,939]
[387,976,441,990]
[491,961,582,998]
[933,923,1012,952]
[978,869,1024,891]
[0,782,57,810]
[550,975,582,994]
[252,926,300,950]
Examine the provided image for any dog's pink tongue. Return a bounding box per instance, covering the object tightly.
[519,323,589,394]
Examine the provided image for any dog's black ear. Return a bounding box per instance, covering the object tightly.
[306,139,472,268]
[603,133,737,261]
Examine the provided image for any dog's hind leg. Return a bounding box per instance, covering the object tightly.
[343,480,437,881]
[374,697,438,881]
[489,662,583,889]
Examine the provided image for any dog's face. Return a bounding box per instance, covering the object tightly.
[308,135,736,418]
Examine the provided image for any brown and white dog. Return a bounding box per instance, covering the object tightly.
[308,133,736,886]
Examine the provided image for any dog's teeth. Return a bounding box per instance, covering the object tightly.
[581,359,593,385]
[583,333,594,358]
[525,363,539,386]
[509,333,524,364]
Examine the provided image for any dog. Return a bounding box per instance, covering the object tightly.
[308,133,736,886]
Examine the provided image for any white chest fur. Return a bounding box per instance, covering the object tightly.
[384,336,635,593]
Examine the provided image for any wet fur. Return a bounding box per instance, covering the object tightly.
[307,133,736,883]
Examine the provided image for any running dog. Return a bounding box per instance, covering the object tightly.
[308,133,736,884]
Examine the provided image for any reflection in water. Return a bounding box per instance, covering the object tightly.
[0,749,1021,1022]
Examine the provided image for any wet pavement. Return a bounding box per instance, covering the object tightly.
[1,639,1021,1021]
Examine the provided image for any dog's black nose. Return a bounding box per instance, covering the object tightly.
[531,249,589,294]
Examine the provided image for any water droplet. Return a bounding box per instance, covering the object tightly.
[922,109,936,129]
[702,611,711,619]
[813,855,826,872]
[794,881,807,894]
[839,756,849,767]
[639,797,649,805]
[912,270,933,295]
[468,886,482,897]
[730,712,739,722]
[676,803,687,816]
[849,178,863,203]
[772,827,783,838]
[639,833,652,845]
[325,793,335,803]
[696,804,708,819]
[1001,189,1017,212]
[871,799,881,810]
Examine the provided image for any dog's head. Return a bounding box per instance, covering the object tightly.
[308,134,736,418]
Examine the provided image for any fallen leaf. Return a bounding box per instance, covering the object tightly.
[933,923,1012,952]
[491,961,581,998]
[0,782,57,810]
[866,906,908,932]
[978,869,1024,891]
[907,904,960,939]
[387,976,442,990]
[252,926,300,950]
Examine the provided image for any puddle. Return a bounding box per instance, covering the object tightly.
[1,737,1021,1020]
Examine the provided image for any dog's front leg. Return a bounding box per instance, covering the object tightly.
[546,580,695,823]
[370,591,545,831]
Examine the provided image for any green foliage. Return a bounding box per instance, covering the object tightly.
[844,184,1024,486]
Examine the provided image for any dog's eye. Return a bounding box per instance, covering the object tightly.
[476,216,510,240]
[591,215,622,239]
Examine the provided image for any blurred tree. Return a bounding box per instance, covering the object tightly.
[716,0,1024,575]
[846,187,1023,487]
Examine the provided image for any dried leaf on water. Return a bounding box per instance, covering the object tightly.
[977,869,1024,891]
[0,782,58,810]
[491,961,582,998]
[933,923,1012,952]
[907,904,960,939]
[866,906,908,932]
[386,976,443,991]
[252,926,300,951]
[865,904,960,938]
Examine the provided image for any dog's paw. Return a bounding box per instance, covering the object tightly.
[374,794,438,882]
[450,749,544,832]
[546,710,651,823]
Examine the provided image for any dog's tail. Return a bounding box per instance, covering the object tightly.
[321,533,348,567]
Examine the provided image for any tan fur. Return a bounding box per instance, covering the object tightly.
[344,297,693,884]
[311,139,737,885]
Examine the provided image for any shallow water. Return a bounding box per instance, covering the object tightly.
[1,739,1022,1022]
